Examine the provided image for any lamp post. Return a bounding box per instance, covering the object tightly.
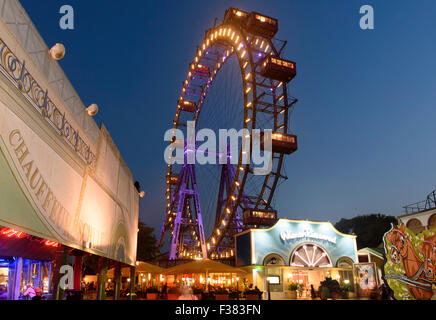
[236,277,240,300]
[267,279,271,301]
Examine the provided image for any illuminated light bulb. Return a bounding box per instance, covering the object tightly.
[245,118,251,123]
[49,43,66,60]
[243,61,248,69]
[245,72,251,80]
[241,50,247,58]
[235,35,240,43]
[260,40,265,49]
[264,45,270,53]
[246,87,251,93]
[222,220,226,226]
[86,104,99,116]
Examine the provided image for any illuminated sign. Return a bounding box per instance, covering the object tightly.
[0,94,138,266]
[280,228,337,245]
[267,276,280,284]
[236,219,358,267]
[0,227,60,247]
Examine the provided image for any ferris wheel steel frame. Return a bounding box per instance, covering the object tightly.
[158,9,298,261]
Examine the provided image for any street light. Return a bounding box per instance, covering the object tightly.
[49,43,65,60]
[236,277,240,300]
[86,103,99,116]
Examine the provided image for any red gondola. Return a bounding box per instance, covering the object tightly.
[243,209,277,226]
[223,8,249,27]
[260,132,298,155]
[179,99,197,112]
[260,56,296,83]
[246,12,278,39]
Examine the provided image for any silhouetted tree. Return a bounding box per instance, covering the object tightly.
[334,214,397,249]
[136,220,158,261]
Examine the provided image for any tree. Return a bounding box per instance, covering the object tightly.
[136,220,159,261]
[334,214,397,249]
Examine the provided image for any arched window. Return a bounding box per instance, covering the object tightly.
[336,257,354,269]
[290,244,332,268]
[263,254,285,266]
[428,214,436,230]
[406,218,424,234]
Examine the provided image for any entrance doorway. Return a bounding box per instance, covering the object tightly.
[287,270,328,298]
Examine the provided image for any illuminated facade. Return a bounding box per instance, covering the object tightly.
[0,0,139,300]
[235,219,359,299]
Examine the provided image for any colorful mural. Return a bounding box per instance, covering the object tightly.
[383,223,436,300]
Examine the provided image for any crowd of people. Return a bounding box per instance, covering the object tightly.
[135,282,264,300]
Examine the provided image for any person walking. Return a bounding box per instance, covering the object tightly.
[178,286,198,300]
[310,284,316,300]
[23,284,36,300]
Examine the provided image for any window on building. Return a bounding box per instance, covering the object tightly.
[406,218,425,234]
[428,214,436,230]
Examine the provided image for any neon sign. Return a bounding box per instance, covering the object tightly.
[280,228,337,245]
[0,227,60,247]
[0,227,26,239]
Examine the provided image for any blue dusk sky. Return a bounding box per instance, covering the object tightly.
[19,0,436,235]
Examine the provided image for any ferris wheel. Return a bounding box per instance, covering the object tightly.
[157,8,299,261]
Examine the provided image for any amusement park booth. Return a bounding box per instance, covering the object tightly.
[0,1,139,300]
[235,219,359,299]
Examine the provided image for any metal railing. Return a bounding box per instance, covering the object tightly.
[402,189,436,214]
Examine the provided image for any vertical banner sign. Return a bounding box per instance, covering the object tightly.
[354,262,377,294]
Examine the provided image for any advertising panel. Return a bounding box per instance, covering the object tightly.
[0,98,138,266]
[383,223,435,300]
